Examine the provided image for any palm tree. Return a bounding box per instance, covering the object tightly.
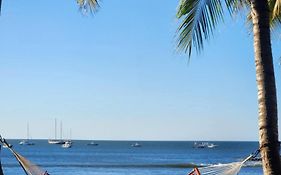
[176,0,281,174]
[0,0,279,173]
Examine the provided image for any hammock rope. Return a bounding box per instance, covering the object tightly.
[0,136,49,175]
[0,145,4,175]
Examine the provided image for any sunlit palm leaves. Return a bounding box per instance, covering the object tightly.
[77,0,99,14]
[176,0,281,57]
[270,0,281,28]
[176,0,224,56]
[273,0,281,17]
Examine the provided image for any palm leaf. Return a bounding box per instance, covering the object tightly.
[269,0,281,29]
[273,0,281,18]
[176,0,224,57]
[77,0,99,14]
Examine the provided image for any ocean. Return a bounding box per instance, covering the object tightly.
[1,140,262,175]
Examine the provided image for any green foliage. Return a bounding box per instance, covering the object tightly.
[176,0,224,57]
[176,0,281,57]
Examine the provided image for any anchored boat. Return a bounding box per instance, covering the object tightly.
[48,119,65,145]
[19,123,35,146]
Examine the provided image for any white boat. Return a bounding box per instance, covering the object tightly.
[19,140,34,146]
[87,141,99,146]
[193,142,218,148]
[48,119,64,144]
[19,123,35,146]
[48,139,65,144]
[131,142,141,147]
[61,141,72,148]
[207,143,218,148]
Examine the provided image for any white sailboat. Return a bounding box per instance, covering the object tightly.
[48,119,65,144]
[19,123,35,146]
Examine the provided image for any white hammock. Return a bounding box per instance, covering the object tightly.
[188,154,254,175]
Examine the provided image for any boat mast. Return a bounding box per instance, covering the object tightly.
[60,121,63,141]
[27,123,29,141]
[54,118,57,140]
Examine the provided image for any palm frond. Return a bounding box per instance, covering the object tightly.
[77,0,100,14]
[272,0,281,18]
[269,0,281,29]
[176,0,224,57]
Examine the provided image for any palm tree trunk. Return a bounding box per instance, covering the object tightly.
[251,0,281,174]
[0,0,2,15]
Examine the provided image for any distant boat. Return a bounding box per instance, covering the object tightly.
[131,142,141,147]
[19,123,35,146]
[193,142,218,148]
[48,119,65,144]
[61,141,72,148]
[48,139,65,144]
[19,140,34,146]
[207,143,218,148]
[87,141,99,146]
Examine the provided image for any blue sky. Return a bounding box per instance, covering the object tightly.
[0,0,280,141]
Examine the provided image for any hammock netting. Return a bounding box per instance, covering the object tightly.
[193,162,243,175]
[0,135,259,175]
[188,154,254,175]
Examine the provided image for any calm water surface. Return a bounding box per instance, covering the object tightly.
[1,140,262,175]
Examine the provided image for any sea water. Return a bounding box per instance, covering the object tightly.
[1,140,262,175]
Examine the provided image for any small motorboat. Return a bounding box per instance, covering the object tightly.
[87,141,99,146]
[207,143,218,148]
[193,142,218,148]
[61,141,72,148]
[19,140,35,146]
[131,142,141,147]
